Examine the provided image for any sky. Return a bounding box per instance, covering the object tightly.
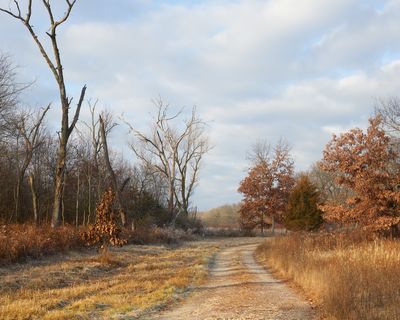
[1,0,400,211]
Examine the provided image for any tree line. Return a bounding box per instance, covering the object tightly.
[0,1,209,229]
[239,100,400,236]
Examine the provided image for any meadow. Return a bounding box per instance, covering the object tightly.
[0,241,220,319]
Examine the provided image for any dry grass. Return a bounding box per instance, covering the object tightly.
[127,226,197,245]
[256,233,400,320]
[0,224,84,265]
[0,224,200,265]
[0,241,219,320]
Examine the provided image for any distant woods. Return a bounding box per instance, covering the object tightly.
[0,52,209,229]
[200,204,240,229]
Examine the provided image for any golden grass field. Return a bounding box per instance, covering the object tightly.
[0,241,221,320]
[256,234,400,320]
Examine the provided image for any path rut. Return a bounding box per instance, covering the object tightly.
[148,242,316,320]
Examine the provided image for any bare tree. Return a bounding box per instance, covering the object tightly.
[8,106,50,221]
[28,172,39,223]
[0,54,28,135]
[175,108,210,221]
[1,1,87,227]
[308,162,352,205]
[77,100,106,221]
[247,139,271,165]
[127,98,209,226]
[375,97,400,135]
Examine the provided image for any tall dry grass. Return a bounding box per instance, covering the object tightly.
[256,233,400,320]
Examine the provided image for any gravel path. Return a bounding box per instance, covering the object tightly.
[148,241,316,320]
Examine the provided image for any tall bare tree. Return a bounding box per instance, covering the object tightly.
[175,108,210,220]
[127,98,209,226]
[1,1,87,227]
[77,100,106,221]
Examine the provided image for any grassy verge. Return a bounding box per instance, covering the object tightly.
[0,242,219,319]
[255,233,400,320]
[0,224,199,265]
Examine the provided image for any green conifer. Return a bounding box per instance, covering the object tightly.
[284,174,323,231]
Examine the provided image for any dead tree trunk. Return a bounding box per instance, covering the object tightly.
[75,170,80,226]
[99,115,127,226]
[28,173,39,224]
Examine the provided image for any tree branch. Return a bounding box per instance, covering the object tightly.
[68,85,86,136]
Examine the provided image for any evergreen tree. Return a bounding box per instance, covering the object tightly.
[284,175,323,231]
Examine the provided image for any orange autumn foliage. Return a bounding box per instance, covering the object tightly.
[320,116,400,233]
[82,188,127,249]
[238,143,294,232]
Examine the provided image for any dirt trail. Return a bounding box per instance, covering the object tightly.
[148,241,316,320]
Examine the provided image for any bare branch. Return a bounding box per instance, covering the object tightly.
[68,85,87,136]
[54,0,76,28]
[0,7,22,20]
[26,0,32,22]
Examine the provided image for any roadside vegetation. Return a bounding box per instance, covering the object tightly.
[0,224,84,265]
[0,242,219,320]
[0,223,198,266]
[256,233,400,320]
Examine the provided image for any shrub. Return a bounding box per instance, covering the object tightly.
[82,188,127,251]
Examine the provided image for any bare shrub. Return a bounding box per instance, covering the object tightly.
[0,224,84,265]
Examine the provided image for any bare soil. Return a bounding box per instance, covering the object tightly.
[147,240,316,320]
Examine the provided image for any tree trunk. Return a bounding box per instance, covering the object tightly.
[261,211,264,236]
[28,173,39,224]
[87,174,92,225]
[52,139,67,227]
[169,185,176,226]
[75,171,80,226]
[14,178,21,222]
[99,116,127,226]
[271,216,275,236]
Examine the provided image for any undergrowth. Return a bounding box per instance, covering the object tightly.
[0,224,84,265]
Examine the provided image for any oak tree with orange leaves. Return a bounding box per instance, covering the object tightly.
[238,141,295,234]
[320,116,400,234]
